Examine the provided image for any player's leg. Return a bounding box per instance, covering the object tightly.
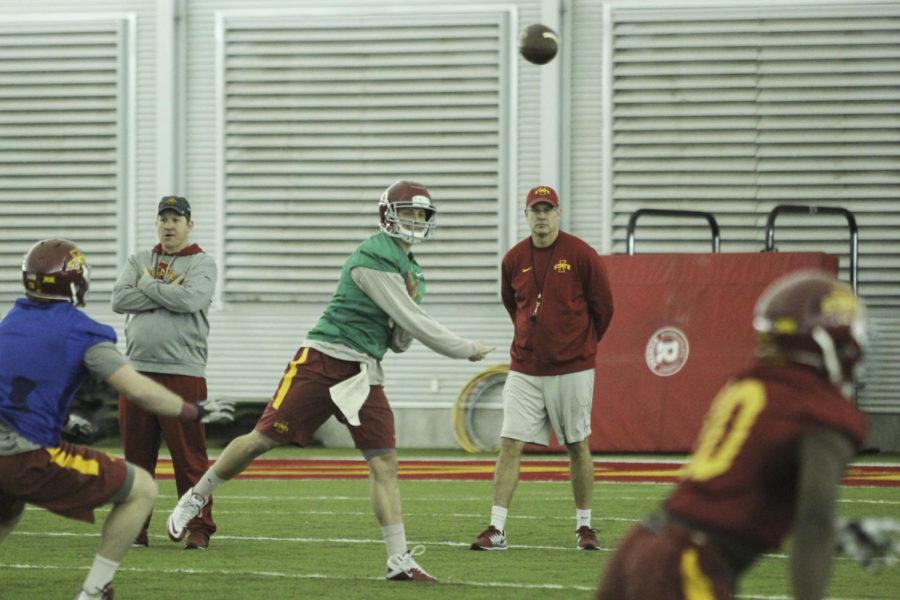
[467,436,524,550]
[597,521,730,600]
[0,500,24,543]
[350,387,404,548]
[165,416,216,548]
[495,371,551,510]
[156,374,217,548]
[0,451,30,542]
[117,389,162,545]
[2,444,141,599]
[551,368,598,549]
[118,391,163,474]
[167,346,330,541]
[567,438,593,512]
[346,386,400,533]
[95,465,157,560]
[76,465,155,599]
[492,437,526,509]
[567,438,599,549]
[472,371,548,550]
[210,429,279,481]
[367,450,402,529]
[366,451,433,582]
[596,525,653,600]
[166,428,279,541]
[350,385,435,582]
[239,349,341,480]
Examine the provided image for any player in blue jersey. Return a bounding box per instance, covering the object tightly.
[0,239,233,600]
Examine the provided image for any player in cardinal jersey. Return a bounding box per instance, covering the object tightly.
[597,270,869,600]
[0,239,231,600]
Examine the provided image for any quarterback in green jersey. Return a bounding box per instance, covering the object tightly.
[167,181,494,582]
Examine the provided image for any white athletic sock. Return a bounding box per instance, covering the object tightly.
[193,468,224,498]
[490,505,508,532]
[576,508,592,529]
[382,523,407,558]
[82,554,118,595]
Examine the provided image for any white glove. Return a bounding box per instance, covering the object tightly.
[196,398,235,425]
[468,340,495,362]
[836,517,900,570]
[64,413,96,438]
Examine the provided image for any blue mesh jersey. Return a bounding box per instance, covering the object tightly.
[0,298,116,447]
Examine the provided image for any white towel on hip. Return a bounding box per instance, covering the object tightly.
[328,363,369,427]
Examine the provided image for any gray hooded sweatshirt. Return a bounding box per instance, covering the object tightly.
[111,243,216,377]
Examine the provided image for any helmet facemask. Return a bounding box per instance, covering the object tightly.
[381,200,436,245]
[21,239,91,307]
[71,262,91,306]
[378,180,437,245]
[753,270,868,398]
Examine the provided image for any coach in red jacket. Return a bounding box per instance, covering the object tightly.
[471,185,614,552]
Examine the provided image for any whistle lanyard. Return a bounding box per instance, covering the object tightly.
[152,252,178,281]
[528,241,556,323]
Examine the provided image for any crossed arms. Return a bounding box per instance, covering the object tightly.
[111,254,215,315]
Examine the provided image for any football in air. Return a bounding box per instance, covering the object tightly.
[519,24,559,65]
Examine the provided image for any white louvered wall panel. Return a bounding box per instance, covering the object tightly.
[866,309,900,409]
[568,0,606,249]
[0,19,127,304]
[607,2,900,412]
[178,1,543,430]
[219,12,512,303]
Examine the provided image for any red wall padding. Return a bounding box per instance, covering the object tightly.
[589,252,838,452]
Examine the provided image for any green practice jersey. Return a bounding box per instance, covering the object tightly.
[307,232,424,360]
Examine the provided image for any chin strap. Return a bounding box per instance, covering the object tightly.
[811,326,843,387]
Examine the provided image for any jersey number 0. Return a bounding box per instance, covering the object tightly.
[683,379,767,481]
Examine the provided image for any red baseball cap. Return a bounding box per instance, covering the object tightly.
[525,185,559,210]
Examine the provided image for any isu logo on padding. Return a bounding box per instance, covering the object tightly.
[645,327,689,377]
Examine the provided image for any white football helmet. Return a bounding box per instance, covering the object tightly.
[378,180,436,245]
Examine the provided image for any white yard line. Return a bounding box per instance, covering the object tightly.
[22,505,648,522]
[145,452,899,468]
[9,530,591,551]
[0,562,595,592]
[0,557,879,599]
[169,492,900,505]
[13,530,876,565]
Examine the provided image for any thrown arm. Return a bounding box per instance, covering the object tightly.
[352,267,476,359]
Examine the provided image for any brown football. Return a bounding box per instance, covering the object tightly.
[519,24,559,65]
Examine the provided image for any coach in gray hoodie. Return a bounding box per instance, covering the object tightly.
[111,195,218,550]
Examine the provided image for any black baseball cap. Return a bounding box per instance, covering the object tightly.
[158,195,191,219]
